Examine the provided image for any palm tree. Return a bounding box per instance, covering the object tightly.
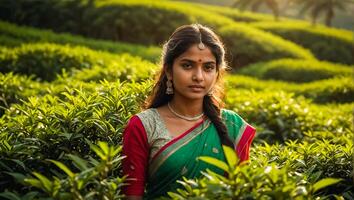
[293,0,354,27]
[231,0,280,21]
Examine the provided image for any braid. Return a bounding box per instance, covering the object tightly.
[203,96,234,149]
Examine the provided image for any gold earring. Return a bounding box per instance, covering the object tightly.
[166,79,174,95]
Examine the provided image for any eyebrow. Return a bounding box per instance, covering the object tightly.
[180,58,216,64]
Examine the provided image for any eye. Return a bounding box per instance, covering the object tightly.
[204,64,215,71]
[181,63,192,69]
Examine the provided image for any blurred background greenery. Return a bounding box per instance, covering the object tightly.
[180,0,354,29]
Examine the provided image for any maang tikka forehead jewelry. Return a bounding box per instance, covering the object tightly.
[197,31,205,50]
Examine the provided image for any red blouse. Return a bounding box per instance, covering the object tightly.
[122,115,149,196]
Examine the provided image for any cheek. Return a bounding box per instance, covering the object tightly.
[172,70,186,85]
[206,72,217,84]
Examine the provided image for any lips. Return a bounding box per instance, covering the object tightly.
[188,85,205,89]
[188,85,205,92]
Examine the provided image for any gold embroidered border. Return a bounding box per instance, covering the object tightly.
[149,120,211,178]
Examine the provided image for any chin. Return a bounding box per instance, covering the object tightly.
[184,93,206,100]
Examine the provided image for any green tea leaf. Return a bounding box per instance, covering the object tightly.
[0,192,21,200]
[32,172,52,192]
[24,178,43,190]
[313,178,342,193]
[48,159,74,178]
[67,154,88,171]
[197,156,228,172]
[222,145,238,167]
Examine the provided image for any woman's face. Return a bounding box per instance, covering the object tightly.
[167,43,218,101]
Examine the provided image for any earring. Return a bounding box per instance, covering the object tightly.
[166,79,174,95]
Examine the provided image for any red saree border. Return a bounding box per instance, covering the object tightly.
[151,118,206,162]
[235,124,256,161]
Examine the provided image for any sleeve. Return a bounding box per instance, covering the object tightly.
[235,122,256,162]
[122,115,150,196]
[222,109,256,162]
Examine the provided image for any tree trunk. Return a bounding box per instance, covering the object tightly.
[266,0,279,21]
[311,8,319,27]
[325,8,334,27]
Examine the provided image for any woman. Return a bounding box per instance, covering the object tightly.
[122,24,256,200]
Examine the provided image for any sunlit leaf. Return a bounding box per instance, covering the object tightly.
[313,178,342,193]
[48,159,74,178]
[197,156,228,172]
[222,145,238,167]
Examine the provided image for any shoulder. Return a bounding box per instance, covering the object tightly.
[220,109,249,136]
[220,109,256,144]
[135,108,156,119]
[129,108,162,141]
[221,108,245,125]
[135,108,159,127]
[124,109,156,130]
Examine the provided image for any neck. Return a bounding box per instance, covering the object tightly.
[169,96,203,117]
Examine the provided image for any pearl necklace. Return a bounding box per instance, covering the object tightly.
[167,102,204,121]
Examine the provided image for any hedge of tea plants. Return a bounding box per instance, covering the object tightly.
[0,20,160,62]
[0,43,157,82]
[0,75,352,199]
[250,22,354,65]
[0,80,150,199]
[189,2,275,23]
[226,74,354,103]
[238,59,353,83]
[224,89,352,143]
[0,72,42,116]
[0,0,329,67]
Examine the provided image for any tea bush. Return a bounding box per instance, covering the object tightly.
[191,2,274,23]
[251,139,353,196]
[296,76,354,103]
[219,24,315,67]
[0,80,151,193]
[81,4,192,45]
[226,74,354,103]
[0,43,153,81]
[225,89,352,143]
[0,0,317,68]
[0,20,160,62]
[238,59,353,83]
[93,0,318,68]
[251,22,353,65]
[69,53,157,83]
[167,145,351,199]
[0,0,231,43]
[0,72,42,116]
[0,78,351,199]
[0,141,126,200]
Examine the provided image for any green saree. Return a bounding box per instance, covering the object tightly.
[138,109,256,199]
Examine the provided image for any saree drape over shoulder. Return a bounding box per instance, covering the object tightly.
[122,108,256,199]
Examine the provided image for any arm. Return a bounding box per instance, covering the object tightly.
[122,115,150,197]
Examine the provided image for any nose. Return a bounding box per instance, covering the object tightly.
[192,67,204,82]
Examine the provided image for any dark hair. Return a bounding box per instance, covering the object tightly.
[144,24,234,149]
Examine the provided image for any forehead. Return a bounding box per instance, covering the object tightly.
[175,44,216,63]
